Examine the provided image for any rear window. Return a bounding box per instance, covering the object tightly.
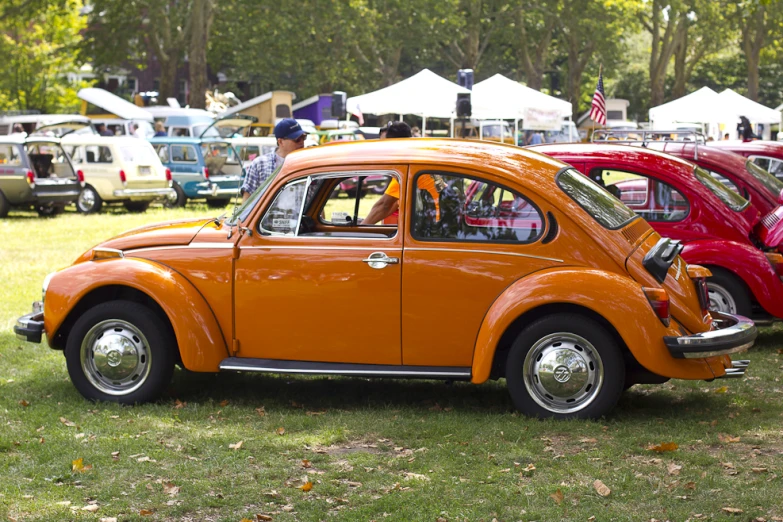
[694,166,749,212]
[120,145,158,164]
[745,159,783,196]
[556,168,638,229]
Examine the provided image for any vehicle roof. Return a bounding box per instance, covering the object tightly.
[0,135,62,145]
[0,114,86,124]
[529,142,696,171]
[709,140,783,156]
[61,135,152,147]
[643,142,749,172]
[281,138,567,184]
[144,107,214,118]
[149,136,232,145]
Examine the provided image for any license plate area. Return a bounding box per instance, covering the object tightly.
[139,166,151,176]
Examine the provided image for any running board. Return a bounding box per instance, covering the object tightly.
[219,358,472,380]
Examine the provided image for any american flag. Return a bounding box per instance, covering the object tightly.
[590,69,607,126]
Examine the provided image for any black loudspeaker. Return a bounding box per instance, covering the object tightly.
[456,93,472,118]
[457,69,474,90]
[331,91,347,120]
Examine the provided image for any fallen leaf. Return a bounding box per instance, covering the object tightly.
[256,516,273,521]
[139,509,154,516]
[276,427,286,436]
[100,518,117,522]
[714,386,728,394]
[173,399,186,409]
[718,433,741,443]
[647,442,678,452]
[752,467,768,473]
[19,400,29,407]
[522,463,536,475]
[72,458,85,472]
[684,481,696,490]
[403,472,430,481]
[111,451,120,460]
[81,505,99,512]
[721,507,743,514]
[137,456,156,462]
[255,407,266,416]
[220,399,230,407]
[301,459,312,468]
[299,481,313,492]
[163,482,179,496]
[306,410,326,416]
[550,489,564,505]
[229,441,244,450]
[668,463,683,476]
[580,438,598,444]
[281,505,294,512]
[60,417,76,427]
[593,479,611,497]
[56,501,72,506]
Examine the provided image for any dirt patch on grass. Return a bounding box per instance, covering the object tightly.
[310,439,386,456]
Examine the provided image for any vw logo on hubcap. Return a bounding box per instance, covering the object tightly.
[553,365,571,383]
[106,350,122,367]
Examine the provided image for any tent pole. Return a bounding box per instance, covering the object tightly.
[422,115,427,136]
[514,119,518,146]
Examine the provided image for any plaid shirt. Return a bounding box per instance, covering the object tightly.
[241,151,282,195]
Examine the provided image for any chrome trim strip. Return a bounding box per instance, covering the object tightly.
[404,246,563,263]
[240,245,401,251]
[188,242,235,249]
[196,188,240,196]
[113,188,175,197]
[680,341,755,359]
[218,365,471,377]
[124,243,234,254]
[92,247,124,260]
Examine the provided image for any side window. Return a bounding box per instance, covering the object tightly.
[0,144,22,165]
[706,169,741,194]
[155,144,169,163]
[84,146,113,163]
[260,180,307,236]
[170,145,197,163]
[172,127,190,137]
[319,174,394,226]
[411,172,544,243]
[751,156,783,178]
[594,169,689,222]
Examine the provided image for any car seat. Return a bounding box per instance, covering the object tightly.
[413,189,438,238]
[437,178,465,239]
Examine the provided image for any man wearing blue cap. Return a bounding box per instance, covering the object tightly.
[241,118,307,200]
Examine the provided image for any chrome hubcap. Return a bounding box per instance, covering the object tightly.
[80,320,151,396]
[707,283,736,314]
[523,332,604,414]
[78,189,95,211]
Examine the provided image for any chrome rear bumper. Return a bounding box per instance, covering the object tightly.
[664,311,756,359]
[113,187,175,200]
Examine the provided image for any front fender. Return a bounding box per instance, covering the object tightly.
[471,267,714,383]
[681,240,783,317]
[44,257,228,372]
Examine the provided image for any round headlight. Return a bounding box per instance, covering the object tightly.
[42,271,56,303]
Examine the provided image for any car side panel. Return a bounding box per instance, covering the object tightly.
[44,257,229,372]
[681,240,783,317]
[471,267,717,384]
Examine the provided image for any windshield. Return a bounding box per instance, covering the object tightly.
[694,166,750,212]
[228,162,282,224]
[120,144,159,164]
[556,168,638,229]
[745,159,783,197]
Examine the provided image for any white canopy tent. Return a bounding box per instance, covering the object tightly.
[346,69,469,133]
[472,74,572,121]
[77,88,154,122]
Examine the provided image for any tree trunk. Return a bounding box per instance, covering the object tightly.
[741,7,766,102]
[672,12,688,99]
[516,8,555,91]
[645,0,681,107]
[158,56,178,102]
[188,0,213,109]
[565,35,592,120]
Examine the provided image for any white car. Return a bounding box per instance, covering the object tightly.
[60,135,174,213]
[228,136,277,167]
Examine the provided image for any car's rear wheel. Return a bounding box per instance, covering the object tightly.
[206,198,230,209]
[123,201,150,213]
[164,182,187,208]
[65,300,175,404]
[0,190,9,218]
[505,313,624,419]
[706,267,751,317]
[77,186,103,214]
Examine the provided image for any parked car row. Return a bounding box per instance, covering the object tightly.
[15,138,765,420]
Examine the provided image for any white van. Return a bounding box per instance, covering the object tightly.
[60,135,173,213]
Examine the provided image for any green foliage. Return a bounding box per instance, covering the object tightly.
[0,0,91,113]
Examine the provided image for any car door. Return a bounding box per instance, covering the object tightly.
[233,166,404,365]
[401,165,558,367]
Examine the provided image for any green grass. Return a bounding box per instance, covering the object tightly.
[1,204,783,521]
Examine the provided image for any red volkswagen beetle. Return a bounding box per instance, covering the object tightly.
[710,140,783,181]
[530,143,783,322]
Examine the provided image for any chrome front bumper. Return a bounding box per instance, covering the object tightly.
[664,311,757,359]
[195,177,242,197]
[14,302,44,343]
[113,187,176,200]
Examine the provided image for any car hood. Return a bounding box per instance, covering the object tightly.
[80,218,213,258]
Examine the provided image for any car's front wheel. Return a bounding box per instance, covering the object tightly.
[65,300,175,404]
[505,313,624,419]
[77,186,103,214]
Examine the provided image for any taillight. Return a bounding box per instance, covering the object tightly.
[76,170,85,183]
[203,167,210,180]
[165,168,172,182]
[642,287,670,326]
[25,170,35,187]
[119,169,127,186]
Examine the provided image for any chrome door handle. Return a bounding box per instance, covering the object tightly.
[361,251,399,269]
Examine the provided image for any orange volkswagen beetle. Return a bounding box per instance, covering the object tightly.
[15,139,756,419]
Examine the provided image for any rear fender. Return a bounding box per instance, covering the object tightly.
[471,267,714,383]
[681,240,783,317]
[44,257,228,371]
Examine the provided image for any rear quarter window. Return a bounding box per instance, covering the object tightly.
[557,168,638,229]
[694,166,749,212]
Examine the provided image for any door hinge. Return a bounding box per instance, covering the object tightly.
[232,339,240,356]
[232,245,240,260]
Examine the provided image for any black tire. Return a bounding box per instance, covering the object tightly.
[164,182,187,208]
[65,300,176,404]
[76,185,103,214]
[706,267,752,317]
[0,190,9,218]
[206,198,230,209]
[123,201,151,213]
[36,202,65,217]
[505,313,625,420]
